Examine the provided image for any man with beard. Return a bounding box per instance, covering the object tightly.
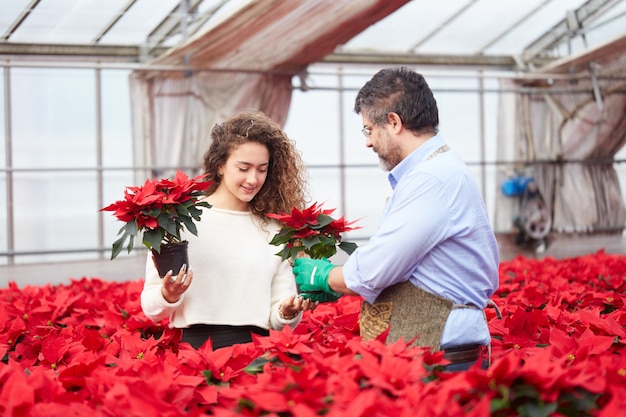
[292,66,500,371]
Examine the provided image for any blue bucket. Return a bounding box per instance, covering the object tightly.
[501,176,533,197]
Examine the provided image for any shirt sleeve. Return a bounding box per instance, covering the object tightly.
[343,171,450,303]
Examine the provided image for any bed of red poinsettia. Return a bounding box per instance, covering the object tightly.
[1,250,625,416]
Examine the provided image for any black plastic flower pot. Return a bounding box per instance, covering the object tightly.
[151,241,189,278]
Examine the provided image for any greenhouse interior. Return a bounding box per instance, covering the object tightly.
[1,1,626,414]
[2,0,626,286]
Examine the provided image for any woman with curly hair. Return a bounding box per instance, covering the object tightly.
[141,110,315,349]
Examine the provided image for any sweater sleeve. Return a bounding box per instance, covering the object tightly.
[140,252,184,324]
[268,258,302,330]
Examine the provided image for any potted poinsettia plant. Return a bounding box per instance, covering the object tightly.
[267,202,361,262]
[101,170,212,277]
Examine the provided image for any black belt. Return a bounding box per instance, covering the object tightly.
[443,344,481,364]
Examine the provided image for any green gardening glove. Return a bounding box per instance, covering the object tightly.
[301,291,342,303]
[292,257,342,303]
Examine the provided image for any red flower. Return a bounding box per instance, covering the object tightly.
[101,170,213,259]
[2,250,626,415]
[267,202,361,261]
[267,202,331,228]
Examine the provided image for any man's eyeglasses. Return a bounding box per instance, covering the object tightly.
[361,114,388,137]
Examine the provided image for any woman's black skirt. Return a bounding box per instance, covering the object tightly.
[181,324,269,349]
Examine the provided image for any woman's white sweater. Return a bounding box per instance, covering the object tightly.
[140,207,301,330]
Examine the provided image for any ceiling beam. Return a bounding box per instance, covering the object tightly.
[0,42,167,61]
[92,0,139,44]
[409,0,479,52]
[322,51,557,70]
[1,0,41,41]
[478,0,552,53]
[522,0,620,62]
[0,42,558,72]
[535,32,626,74]
[145,0,205,52]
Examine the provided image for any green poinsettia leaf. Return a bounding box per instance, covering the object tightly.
[157,213,179,238]
[274,247,289,261]
[270,228,295,246]
[143,228,164,251]
[244,356,278,375]
[127,234,135,254]
[310,243,337,260]
[318,234,336,246]
[176,203,191,216]
[289,245,306,260]
[201,370,222,386]
[316,213,334,228]
[339,241,358,255]
[111,232,129,260]
[201,369,213,383]
[186,205,203,222]
[146,207,162,218]
[124,220,139,236]
[301,235,322,250]
[181,215,198,236]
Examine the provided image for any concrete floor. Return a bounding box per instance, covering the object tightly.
[2,233,625,288]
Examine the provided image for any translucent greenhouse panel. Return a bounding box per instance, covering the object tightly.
[0,171,6,266]
[99,69,136,260]
[11,68,96,168]
[341,88,382,167]
[284,87,341,167]
[304,166,343,217]
[101,170,141,261]
[101,70,133,168]
[0,68,4,167]
[343,167,389,241]
[0,69,5,265]
[13,171,99,263]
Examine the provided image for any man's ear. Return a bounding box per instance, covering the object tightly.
[387,112,403,134]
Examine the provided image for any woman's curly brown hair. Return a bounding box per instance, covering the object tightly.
[202,110,309,219]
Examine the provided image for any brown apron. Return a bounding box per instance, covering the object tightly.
[360,281,454,351]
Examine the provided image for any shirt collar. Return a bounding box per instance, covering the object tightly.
[388,134,444,189]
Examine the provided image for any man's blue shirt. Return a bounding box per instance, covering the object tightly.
[343,135,500,348]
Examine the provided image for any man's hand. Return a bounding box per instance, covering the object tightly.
[292,258,342,303]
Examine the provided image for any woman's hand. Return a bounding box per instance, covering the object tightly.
[279,295,318,320]
[161,264,193,303]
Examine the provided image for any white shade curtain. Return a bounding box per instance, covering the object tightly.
[494,80,561,233]
[127,0,409,183]
[554,88,626,232]
[495,54,626,235]
[129,71,292,181]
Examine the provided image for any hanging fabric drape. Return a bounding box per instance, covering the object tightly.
[494,79,561,233]
[127,0,410,183]
[129,71,293,182]
[554,88,626,232]
[495,53,626,235]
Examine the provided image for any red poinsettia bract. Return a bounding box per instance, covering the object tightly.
[1,249,625,415]
[101,170,213,259]
[267,202,362,261]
